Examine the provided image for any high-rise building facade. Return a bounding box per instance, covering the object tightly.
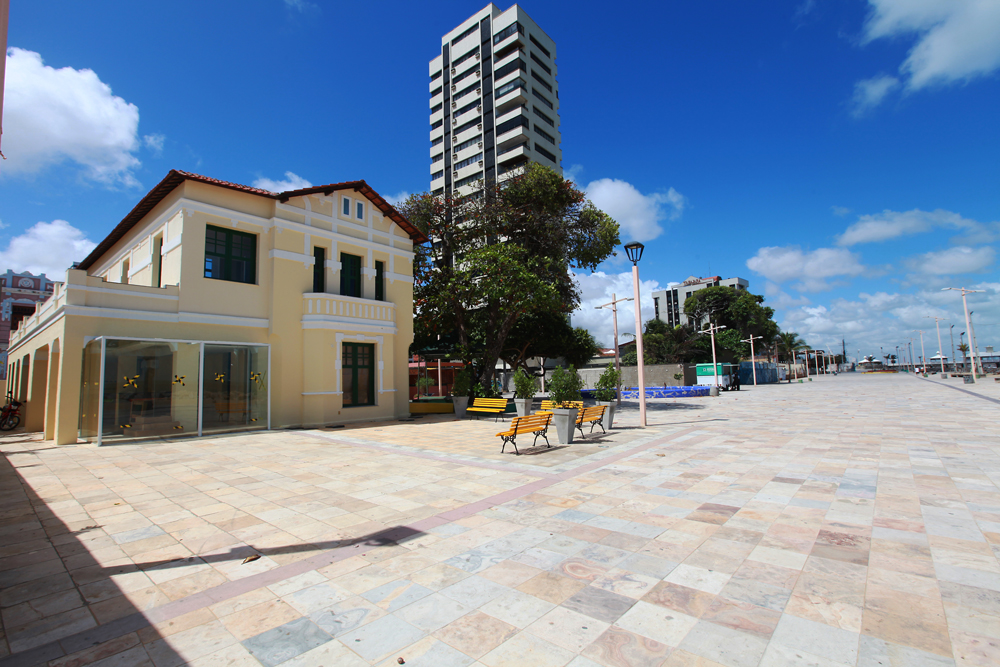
[429,4,560,197]
[652,276,749,329]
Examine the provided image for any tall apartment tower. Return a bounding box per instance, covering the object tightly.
[429,4,561,197]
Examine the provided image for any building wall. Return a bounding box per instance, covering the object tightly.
[7,181,416,444]
[0,270,57,380]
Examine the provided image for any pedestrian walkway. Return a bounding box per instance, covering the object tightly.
[1,374,998,666]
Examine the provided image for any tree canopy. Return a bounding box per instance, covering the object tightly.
[399,164,619,386]
[682,287,780,359]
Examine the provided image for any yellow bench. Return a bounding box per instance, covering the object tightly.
[496,413,553,454]
[537,403,607,438]
[467,397,509,421]
[538,400,583,411]
[574,405,607,437]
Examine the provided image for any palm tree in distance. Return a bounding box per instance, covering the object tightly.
[776,331,806,382]
[958,343,970,371]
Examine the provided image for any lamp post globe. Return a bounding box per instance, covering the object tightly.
[624,242,645,265]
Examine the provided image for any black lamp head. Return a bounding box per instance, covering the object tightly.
[623,242,645,265]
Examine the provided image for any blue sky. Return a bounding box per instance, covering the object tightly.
[2,0,998,362]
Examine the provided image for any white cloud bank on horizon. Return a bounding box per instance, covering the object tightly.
[251,171,313,192]
[584,179,685,243]
[853,0,1000,113]
[0,220,97,281]
[777,280,1000,361]
[384,191,411,207]
[746,246,866,292]
[2,48,144,187]
[570,271,667,348]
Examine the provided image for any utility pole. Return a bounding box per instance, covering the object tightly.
[699,321,726,393]
[741,335,763,385]
[970,311,983,376]
[596,293,633,407]
[925,317,946,373]
[943,287,982,383]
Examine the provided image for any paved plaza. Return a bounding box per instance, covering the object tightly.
[1,373,999,667]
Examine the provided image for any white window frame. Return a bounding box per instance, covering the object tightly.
[356,200,365,221]
[342,196,351,218]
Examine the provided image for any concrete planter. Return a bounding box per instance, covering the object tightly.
[709,386,720,397]
[551,407,578,444]
[513,398,533,417]
[596,401,616,429]
[452,396,469,419]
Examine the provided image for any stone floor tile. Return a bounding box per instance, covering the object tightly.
[278,639,369,667]
[613,600,698,647]
[434,610,518,659]
[770,613,860,665]
[395,592,472,632]
[525,606,609,654]
[857,635,956,667]
[480,632,575,667]
[479,589,555,628]
[241,616,332,667]
[676,620,768,667]
[581,626,673,667]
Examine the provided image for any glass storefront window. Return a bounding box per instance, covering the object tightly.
[100,339,200,442]
[79,338,268,443]
[202,344,268,433]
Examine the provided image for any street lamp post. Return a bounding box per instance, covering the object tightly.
[970,311,982,376]
[914,330,926,374]
[595,293,633,407]
[925,317,946,374]
[949,324,955,373]
[741,335,763,385]
[624,242,647,426]
[908,339,914,371]
[943,287,983,383]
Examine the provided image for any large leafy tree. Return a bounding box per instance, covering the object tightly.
[776,331,807,378]
[400,164,619,386]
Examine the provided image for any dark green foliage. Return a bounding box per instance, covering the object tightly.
[451,368,472,397]
[400,164,620,388]
[548,365,583,406]
[593,363,621,402]
[512,367,538,399]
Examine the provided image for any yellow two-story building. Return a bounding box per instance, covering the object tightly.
[5,170,426,445]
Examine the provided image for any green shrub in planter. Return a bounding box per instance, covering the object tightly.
[549,365,584,406]
[472,381,501,399]
[452,368,471,397]
[415,377,435,397]
[593,363,620,402]
[513,368,538,399]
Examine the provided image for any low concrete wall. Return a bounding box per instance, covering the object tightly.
[577,364,698,388]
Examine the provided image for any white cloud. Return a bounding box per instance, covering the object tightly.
[746,246,866,292]
[2,48,142,187]
[856,0,1000,109]
[778,281,1000,362]
[142,133,165,156]
[384,191,411,207]
[851,74,900,116]
[836,208,985,246]
[831,206,852,217]
[570,271,665,347]
[0,220,97,281]
[764,281,811,310]
[564,164,585,185]
[251,171,312,192]
[584,179,685,243]
[904,245,996,275]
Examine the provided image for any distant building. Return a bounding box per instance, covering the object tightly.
[429,3,560,198]
[652,275,749,329]
[1,270,58,380]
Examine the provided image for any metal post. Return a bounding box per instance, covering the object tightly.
[198,342,205,435]
[96,338,106,446]
[596,293,633,407]
[741,335,761,385]
[970,311,982,376]
[928,318,945,373]
[962,291,976,382]
[632,265,647,426]
[949,325,955,373]
[915,331,926,373]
